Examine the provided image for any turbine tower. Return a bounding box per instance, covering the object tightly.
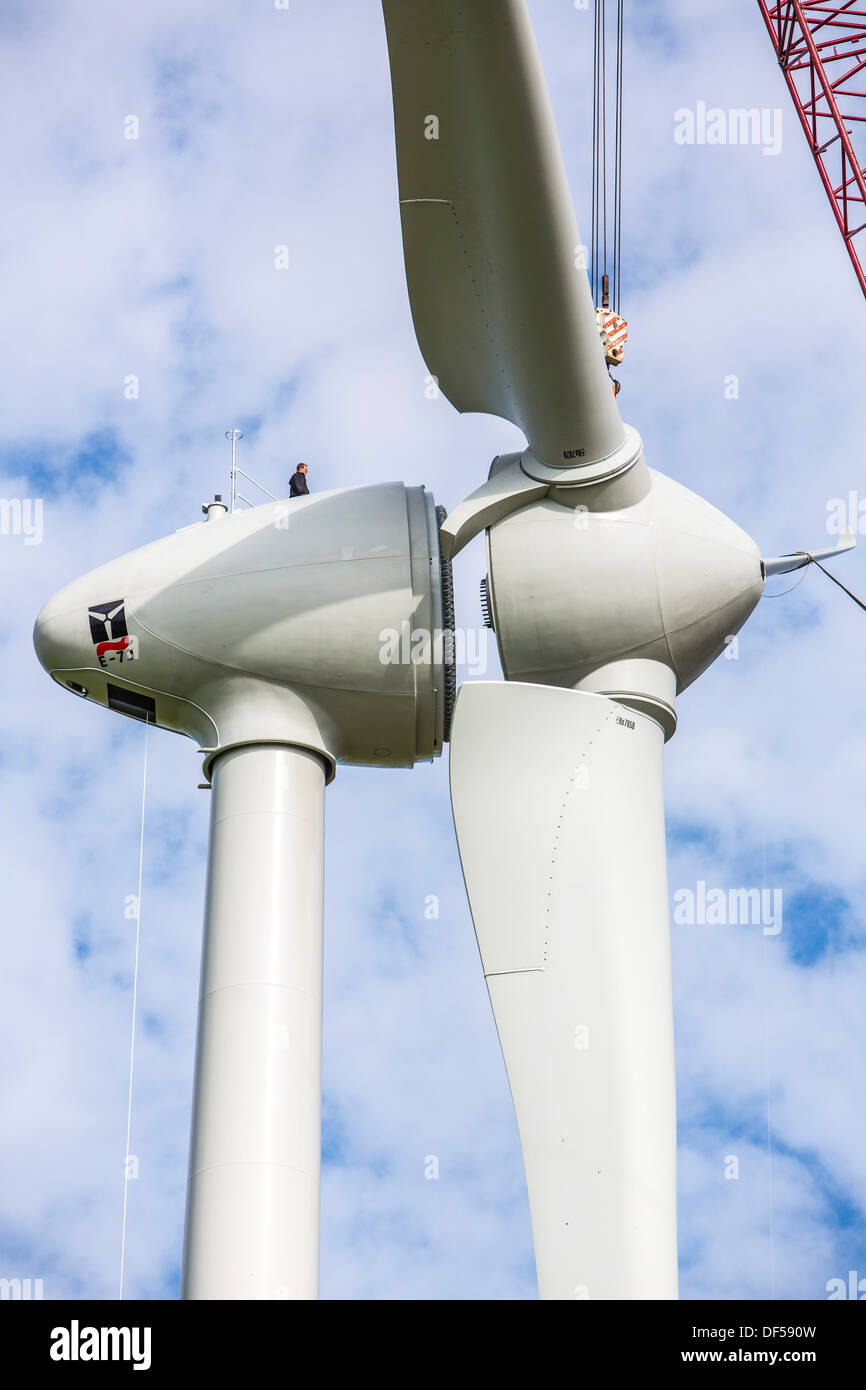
[32,0,853,1300]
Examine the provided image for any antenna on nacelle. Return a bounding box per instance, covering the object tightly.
[225,428,243,513]
[224,427,277,511]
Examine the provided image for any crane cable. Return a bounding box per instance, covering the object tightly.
[808,556,866,612]
[591,1,627,383]
[764,554,866,609]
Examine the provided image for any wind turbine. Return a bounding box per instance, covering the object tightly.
[32,0,852,1301]
[380,0,854,1301]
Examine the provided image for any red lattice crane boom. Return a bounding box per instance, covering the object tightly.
[757,2,866,297]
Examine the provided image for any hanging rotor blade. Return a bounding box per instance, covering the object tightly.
[762,529,855,578]
[450,681,678,1300]
[382,0,625,469]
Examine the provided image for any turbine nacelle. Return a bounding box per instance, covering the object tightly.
[34,482,454,779]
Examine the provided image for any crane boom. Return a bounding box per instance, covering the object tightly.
[757,1,866,297]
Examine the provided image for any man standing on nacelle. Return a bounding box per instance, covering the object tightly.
[289,462,310,497]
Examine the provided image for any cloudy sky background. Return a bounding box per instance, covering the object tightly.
[1,0,865,1300]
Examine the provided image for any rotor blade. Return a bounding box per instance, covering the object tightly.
[450,681,678,1300]
[382,0,625,468]
[762,529,855,578]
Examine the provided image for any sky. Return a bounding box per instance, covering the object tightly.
[1,0,865,1301]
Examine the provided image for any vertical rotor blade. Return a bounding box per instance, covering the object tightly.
[382,0,624,467]
[450,682,678,1300]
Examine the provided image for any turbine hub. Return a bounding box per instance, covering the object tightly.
[484,468,763,739]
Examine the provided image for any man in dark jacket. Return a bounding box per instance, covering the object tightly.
[289,463,310,497]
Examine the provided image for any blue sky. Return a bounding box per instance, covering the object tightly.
[1,0,865,1300]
